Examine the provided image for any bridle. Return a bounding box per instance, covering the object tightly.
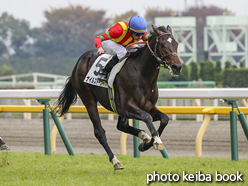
[126,32,178,68]
[146,33,178,68]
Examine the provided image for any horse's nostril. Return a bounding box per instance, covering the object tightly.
[171,65,182,71]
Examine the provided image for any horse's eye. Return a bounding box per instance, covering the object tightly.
[160,43,165,48]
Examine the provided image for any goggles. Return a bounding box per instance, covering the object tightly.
[132,32,144,37]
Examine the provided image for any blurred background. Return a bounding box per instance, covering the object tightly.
[0,0,248,87]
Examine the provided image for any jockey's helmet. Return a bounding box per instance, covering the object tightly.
[128,16,147,33]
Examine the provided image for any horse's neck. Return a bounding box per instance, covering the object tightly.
[137,39,160,84]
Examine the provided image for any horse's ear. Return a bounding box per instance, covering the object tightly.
[167,25,172,34]
[152,25,162,36]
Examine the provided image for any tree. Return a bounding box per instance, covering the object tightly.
[190,61,198,81]
[199,61,204,79]
[215,60,222,84]
[199,60,215,81]
[225,61,231,69]
[0,12,32,57]
[0,41,8,56]
[144,7,173,29]
[240,61,244,68]
[0,64,16,76]
[112,10,138,23]
[178,63,189,81]
[33,5,110,60]
[158,67,171,81]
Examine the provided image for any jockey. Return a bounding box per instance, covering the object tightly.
[94,16,150,80]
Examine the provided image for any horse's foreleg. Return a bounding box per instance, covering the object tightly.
[116,116,152,151]
[126,107,163,151]
[138,131,151,143]
[140,113,164,150]
[117,116,148,137]
[150,107,169,136]
[139,107,169,151]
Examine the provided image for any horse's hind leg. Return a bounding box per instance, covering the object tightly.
[88,106,124,170]
[78,94,124,170]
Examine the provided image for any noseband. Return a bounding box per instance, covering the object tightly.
[146,33,178,68]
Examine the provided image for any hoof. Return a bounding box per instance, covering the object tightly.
[138,143,146,152]
[0,137,10,150]
[0,144,10,150]
[138,138,151,152]
[114,162,124,170]
[153,142,163,150]
[111,155,124,170]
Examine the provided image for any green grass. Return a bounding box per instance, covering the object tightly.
[0,152,247,186]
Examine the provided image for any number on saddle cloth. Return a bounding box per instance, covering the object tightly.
[84,53,128,88]
[84,54,112,88]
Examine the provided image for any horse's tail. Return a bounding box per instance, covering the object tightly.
[54,77,77,117]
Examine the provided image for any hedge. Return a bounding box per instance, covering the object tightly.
[223,69,248,87]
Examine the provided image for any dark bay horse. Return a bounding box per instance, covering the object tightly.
[54,25,182,170]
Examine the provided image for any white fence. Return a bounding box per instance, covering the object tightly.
[0,88,248,99]
[0,88,248,121]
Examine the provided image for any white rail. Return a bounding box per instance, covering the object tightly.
[0,88,248,99]
[158,88,248,99]
[0,72,68,89]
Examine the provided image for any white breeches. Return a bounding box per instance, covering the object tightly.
[102,40,127,60]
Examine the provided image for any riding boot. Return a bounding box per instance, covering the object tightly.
[99,55,119,82]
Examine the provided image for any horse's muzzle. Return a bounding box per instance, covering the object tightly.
[171,64,182,75]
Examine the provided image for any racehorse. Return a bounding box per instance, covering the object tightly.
[54,25,182,170]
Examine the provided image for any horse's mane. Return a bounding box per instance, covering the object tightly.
[148,26,168,41]
[128,26,168,59]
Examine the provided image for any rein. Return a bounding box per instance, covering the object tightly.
[126,41,147,49]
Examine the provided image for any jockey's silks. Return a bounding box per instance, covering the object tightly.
[94,22,149,49]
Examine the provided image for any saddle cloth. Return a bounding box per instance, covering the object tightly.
[84,54,126,88]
